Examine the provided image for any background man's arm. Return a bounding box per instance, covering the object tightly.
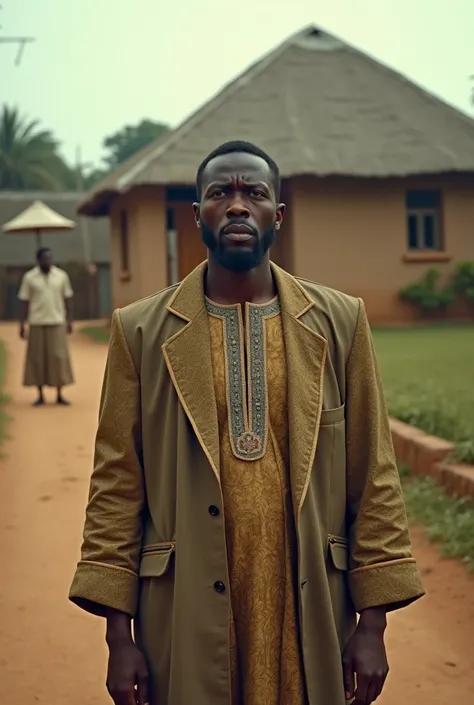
[18,276,30,338]
[63,273,74,331]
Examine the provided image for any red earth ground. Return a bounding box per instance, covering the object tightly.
[0,322,473,704]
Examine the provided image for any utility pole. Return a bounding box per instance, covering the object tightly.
[0,4,36,66]
[76,146,97,317]
[76,146,93,265]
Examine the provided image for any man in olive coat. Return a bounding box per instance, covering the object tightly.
[70,141,425,705]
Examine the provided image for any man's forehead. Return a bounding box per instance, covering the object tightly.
[203,152,271,183]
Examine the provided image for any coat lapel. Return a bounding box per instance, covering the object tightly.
[272,265,328,521]
[162,263,220,481]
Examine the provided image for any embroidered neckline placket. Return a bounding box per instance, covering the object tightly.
[206,297,280,462]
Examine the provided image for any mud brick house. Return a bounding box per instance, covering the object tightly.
[0,192,111,320]
[77,25,474,323]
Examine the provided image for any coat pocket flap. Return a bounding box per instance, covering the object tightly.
[139,546,174,578]
[320,404,345,426]
[328,538,349,571]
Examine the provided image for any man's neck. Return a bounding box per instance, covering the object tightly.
[205,258,276,306]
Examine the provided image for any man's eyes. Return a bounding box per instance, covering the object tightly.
[210,188,266,198]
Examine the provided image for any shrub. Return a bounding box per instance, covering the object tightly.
[399,268,455,313]
[454,261,474,302]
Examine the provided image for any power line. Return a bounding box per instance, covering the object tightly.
[0,4,36,66]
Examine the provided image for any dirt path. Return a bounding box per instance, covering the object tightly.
[0,322,473,705]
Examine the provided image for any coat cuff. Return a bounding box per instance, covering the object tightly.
[69,561,139,617]
[348,558,425,613]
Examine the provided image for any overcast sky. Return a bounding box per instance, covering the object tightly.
[2,0,474,169]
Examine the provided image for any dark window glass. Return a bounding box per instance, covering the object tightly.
[423,214,436,249]
[166,207,175,231]
[407,214,418,249]
[166,186,198,202]
[406,190,440,209]
[120,210,129,272]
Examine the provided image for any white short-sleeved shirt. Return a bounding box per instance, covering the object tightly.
[18,265,74,325]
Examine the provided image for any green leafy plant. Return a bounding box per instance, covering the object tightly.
[399,268,455,313]
[454,261,474,302]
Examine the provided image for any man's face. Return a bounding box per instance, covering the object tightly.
[38,250,53,272]
[193,152,285,273]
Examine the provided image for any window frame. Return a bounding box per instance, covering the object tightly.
[405,190,443,253]
[119,208,130,275]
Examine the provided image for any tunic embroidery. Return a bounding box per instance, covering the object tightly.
[208,309,307,705]
[205,297,281,461]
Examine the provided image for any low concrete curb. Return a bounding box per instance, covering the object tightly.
[390,418,474,499]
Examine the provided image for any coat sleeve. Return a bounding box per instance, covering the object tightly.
[345,299,425,613]
[69,309,145,617]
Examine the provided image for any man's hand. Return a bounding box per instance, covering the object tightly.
[106,637,150,705]
[342,608,389,704]
[67,321,73,335]
[19,324,27,340]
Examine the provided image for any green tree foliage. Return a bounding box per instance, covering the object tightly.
[102,118,169,170]
[83,166,110,191]
[0,104,75,191]
[0,107,171,192]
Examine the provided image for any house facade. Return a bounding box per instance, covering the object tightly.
[78,26,474,323]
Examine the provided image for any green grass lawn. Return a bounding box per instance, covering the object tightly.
[400,466,474,571]
[373,324,474,464]
[81,322,474,461]
[0,339,9,447]
[80,325,110,344]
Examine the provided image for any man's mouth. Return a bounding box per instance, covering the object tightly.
[222,223,255,242]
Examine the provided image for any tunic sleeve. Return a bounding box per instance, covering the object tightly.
[345,299,425,613]
[18,274,31,301]
[69,309,144,617]
[63,273,74,298]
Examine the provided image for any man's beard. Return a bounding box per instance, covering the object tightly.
[201,222,276,273]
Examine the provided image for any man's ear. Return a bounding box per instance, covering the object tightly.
[192,202,201,228]
[275,203,286,230]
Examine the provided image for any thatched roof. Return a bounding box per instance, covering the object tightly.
[80,24,474,217]
[0,192,110,265]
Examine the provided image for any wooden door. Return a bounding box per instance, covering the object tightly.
[173,203,206,281]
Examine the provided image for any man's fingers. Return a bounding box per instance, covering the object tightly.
[354,673,371,704]
[107,682,136,705]
[372,671,388,702]
[136,669,150,705]
[365,680,380,704]
[342,657,355,699]
[354,674,385,704]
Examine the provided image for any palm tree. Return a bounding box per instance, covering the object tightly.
[0,105,73,191]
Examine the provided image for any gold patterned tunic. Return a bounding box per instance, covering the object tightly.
[207,297,308,705]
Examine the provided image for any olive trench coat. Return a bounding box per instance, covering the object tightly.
[70,262,425,705]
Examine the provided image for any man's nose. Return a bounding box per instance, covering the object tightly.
[226,198,250,218]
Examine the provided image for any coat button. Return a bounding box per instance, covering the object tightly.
[214,581,226,593]
[209,505,219,517]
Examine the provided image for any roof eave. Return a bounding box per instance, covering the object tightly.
[77,190,120,217]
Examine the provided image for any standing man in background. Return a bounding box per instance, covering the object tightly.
[18,246,75,406]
